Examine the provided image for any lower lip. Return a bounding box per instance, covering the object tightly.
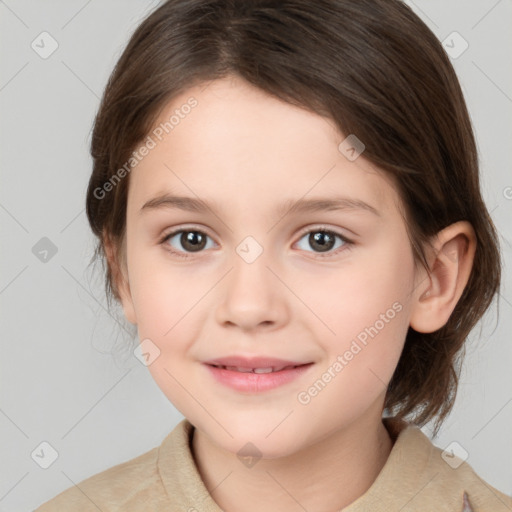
[204,363,314,392]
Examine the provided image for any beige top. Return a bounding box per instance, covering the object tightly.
[36,417,512,511]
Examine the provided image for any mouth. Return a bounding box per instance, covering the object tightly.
[203,356,314,392]
[207,363,304,373]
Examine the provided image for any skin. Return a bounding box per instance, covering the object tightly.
[106,75,476,511]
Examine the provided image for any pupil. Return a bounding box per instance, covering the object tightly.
[182,231,206,252]
[310,231,334,252]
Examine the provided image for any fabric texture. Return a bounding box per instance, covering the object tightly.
[36,417,512,511]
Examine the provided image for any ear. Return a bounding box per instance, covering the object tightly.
[103,231,137,325]
[409,221,476,333]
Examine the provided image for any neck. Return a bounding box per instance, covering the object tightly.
[191,408,394,512]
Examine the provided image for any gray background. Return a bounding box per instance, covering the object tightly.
[1,1,511,510]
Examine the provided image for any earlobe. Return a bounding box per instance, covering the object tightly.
[409,221,476,333]
[103,232,137,325]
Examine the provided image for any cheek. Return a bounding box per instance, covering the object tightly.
[306,239,415,390]
[128,246,210,338]
[128,260,210,414]
[305,243,413,345]
[294,258,413,431]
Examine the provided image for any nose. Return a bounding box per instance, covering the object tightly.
[214,248,290,332]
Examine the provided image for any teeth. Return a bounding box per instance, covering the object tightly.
[225,366,253,373]
[216,365,296,373]
[213,364,304,373]
[253,367,273,374]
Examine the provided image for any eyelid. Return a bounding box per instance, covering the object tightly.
[160,223,216,240]
[295,224,353,242]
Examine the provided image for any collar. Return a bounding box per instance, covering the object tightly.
[156,417,478,512]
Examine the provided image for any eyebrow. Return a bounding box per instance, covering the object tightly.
[140,194,380,218]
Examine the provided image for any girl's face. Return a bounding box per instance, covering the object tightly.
[119,75,421,457]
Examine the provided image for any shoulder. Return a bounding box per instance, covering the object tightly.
[384,418,512,512]
[35,418,222,512]
[426,439,512,512]
[35,434,171,511]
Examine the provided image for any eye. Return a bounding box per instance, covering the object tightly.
[159,226,352,259]
[161,229,215,257]
[294,228,351,256]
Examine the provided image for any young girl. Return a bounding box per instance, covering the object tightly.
[37,0,511,510]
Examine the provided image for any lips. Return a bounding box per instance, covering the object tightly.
[203,356,314,392]
[210,365,298,373]
[204,356,309,372]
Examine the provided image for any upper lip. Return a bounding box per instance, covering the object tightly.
[203,356,311,369]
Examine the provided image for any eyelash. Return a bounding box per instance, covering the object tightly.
[158,225,354,260]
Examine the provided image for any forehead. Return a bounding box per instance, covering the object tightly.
[127,76,402,219]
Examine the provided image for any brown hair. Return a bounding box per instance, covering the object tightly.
[86,0,501,435]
